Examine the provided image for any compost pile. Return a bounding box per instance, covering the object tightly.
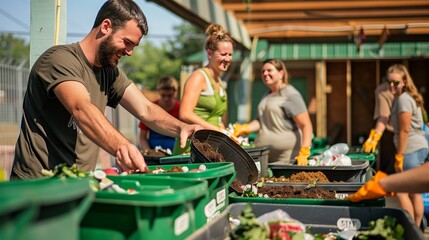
[260,171,331,183]
[193,139,249,193]
[256,185,336,199]
[245,171,337,199]
[192,139,225,162]
[142,149,167,157]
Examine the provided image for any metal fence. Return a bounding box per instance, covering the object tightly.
[0,62,139,177]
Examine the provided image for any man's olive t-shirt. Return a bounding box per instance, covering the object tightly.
[13,43,131,178]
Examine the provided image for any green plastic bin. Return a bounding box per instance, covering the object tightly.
[310,146,376,167]
[0,177,93,240]
[80,175,208,240]
[145,162,235,227]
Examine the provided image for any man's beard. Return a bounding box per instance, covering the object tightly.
[98,35,119,68]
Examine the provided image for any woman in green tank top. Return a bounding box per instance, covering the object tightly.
[173,23,233,155]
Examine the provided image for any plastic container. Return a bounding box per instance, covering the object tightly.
[268,160,371,183]
[80,175,207,240]
[159,154,191,165]
[187,203,424,240]
[243,145,270,178]
[143,162,236,227]
[0,177,93,240]
[228,182,385,207]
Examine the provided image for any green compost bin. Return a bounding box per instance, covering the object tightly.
[80,175,208,240]
[228,182,385,207]
[0,177,93,240]
[145,162,236,228]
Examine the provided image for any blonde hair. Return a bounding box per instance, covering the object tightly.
[387,64,424,109]
[262,59,289,84]
[156,76,178,91]
[204,23,233,51]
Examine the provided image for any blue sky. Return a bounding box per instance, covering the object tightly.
[0,0,184,43]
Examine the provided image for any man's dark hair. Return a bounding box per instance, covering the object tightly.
[92,0,148,36]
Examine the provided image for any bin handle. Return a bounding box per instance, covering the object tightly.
[227,172,237,187]
[78,191,95,221]
[13,203,38,237]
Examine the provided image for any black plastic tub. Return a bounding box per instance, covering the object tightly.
[190,130,259,187]
[268,160,371,183]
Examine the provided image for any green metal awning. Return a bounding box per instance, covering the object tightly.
[187,40,429,62]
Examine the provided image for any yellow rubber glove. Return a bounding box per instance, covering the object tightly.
[295,146,310,166]
[347,171,395,202]
[394,153,404,173]
[362,129,382,153]
[233,123,250,137]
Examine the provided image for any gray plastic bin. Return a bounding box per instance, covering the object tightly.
[187,203,424,240]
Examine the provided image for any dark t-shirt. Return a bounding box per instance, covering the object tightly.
[13,43,132,178]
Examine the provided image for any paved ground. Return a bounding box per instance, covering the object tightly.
[385,197,429,239]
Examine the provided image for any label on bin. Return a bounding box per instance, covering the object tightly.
[174,212,190,236]
[205,199,217,217]
[216,189,226,204]
[254,161,261,173]
[337,218,361,230]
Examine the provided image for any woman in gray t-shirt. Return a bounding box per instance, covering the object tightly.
[233,59,313,165]
[388,64,428,228]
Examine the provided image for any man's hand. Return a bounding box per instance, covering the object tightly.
[233,123,250,137]
[362,129,382,153]
[394,153,404,173]
[295,146,310,166]
[178,124,203,149]
[115,143,148,174]
[347,171,395,202]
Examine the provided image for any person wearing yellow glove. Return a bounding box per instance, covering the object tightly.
[384,64,428,227]
[362,129,382,153]
[232,59,313,165]
[347,171,395,202]
[365,80,395,174]
[233,123,251,137]
[394,153,403,173]
[295,146,310,166]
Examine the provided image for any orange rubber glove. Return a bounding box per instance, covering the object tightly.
[362,129,382,153]
[394,153,404,173]
[295,146,310,166]
[233,123,250,137]
[347,171,395,202]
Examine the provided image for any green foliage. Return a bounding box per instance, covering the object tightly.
[230,203,268,240]
[0,33,29,66]
[120,22,203,89]
[165,22,204,64]
[120,40,181,89]
[357,215,404,240]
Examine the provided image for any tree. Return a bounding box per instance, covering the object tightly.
[121,22,204,89]
[120,40,182,89]
[165,22,204,64]
[0,33,30,66]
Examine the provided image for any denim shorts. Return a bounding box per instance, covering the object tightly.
[403,148,429,171]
